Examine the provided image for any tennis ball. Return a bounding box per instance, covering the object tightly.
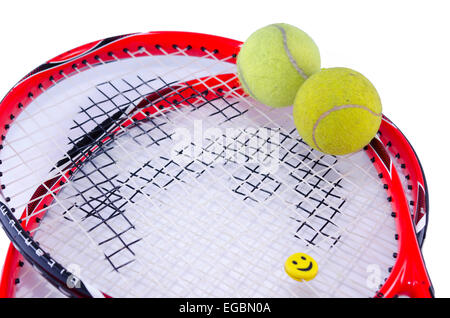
[293,67,382,155]
[237,23,321,108]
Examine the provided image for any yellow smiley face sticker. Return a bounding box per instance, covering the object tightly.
[284,253,318,282]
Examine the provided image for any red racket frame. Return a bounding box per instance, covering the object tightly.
[0,31,432,298]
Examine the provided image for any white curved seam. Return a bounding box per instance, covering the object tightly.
[312,104,382,152]
[237,62,256,99]
[273,24,308,79]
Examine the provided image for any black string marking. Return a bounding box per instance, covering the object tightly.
[45,73,350,272]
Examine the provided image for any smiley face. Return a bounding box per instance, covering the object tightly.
[284,253,318,282]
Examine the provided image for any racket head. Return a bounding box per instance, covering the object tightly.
[0,117,432,298]
[0,31,433,298]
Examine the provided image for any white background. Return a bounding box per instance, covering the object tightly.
[0,0,448,297]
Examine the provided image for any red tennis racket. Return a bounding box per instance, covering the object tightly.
[0,31,432,297]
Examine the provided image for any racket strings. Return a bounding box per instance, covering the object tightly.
[46,104,380,266]
[59,109,386,296]
[25,84,283,291]
[38,114,390,290]
[2,44,232,169]
[0,49,398,297]
[3,74,217,223]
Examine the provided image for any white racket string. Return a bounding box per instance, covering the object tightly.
[0,45,399,297]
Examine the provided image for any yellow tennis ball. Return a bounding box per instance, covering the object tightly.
[237,23,321,108]
[293,67,382,155]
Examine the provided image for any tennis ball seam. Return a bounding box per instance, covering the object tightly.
[272,24,308,80]
[312,104,382,152]
[236,62,257,99]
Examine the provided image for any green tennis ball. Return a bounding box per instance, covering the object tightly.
[293,67,382,155]
[237,23,321,108]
